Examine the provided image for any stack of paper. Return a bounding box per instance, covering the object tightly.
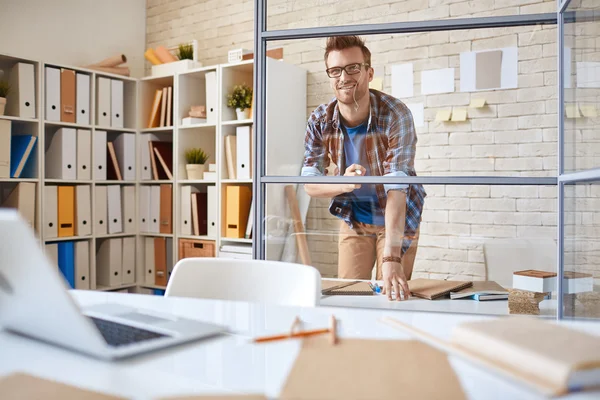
[450,281,508,301]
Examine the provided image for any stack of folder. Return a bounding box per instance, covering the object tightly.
[180,185,216,237]
[45,240,91,290]
[139,184,172,234]
[96,237,136,288]
[6,62,36,119]
[1,182,36,231]
[143,237,173,286]
[44,185,93,238]
[147,86,173,128]
[45,128,91,181]
[0,120,37,179]
[224,126,253,180]
[93,185,136,236]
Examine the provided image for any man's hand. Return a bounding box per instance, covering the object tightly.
[342,164,366,193]
[381,259,410,301]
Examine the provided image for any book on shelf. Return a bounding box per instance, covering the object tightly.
[153,147,173,180]
[225,135,237,179]
[166,86,172,127]
[159,87,167,127]
[10,134,37,178]
[245,200,253,239]
[106,142,122,180]
[148,141,172,180]
[181,117,207,126]
[147,89,162,128]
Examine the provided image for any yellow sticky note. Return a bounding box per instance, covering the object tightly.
[435,109,451,122]
[369,77,383,91]
[580,105,598,118]
[451,108,467,122]
[565,104,581,119]
[469,98,486,108]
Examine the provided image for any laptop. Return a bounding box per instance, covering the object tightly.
[0,210,225,360]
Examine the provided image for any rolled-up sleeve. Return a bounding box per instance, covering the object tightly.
[301,114,329,177]
[383,104,417,192]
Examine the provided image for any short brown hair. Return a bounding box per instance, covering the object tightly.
[324,35,371,68]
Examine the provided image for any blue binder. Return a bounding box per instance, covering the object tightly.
[57,241,75,288]
[10,135,37,178]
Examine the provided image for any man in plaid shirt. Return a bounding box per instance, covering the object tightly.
[302,36,426,300]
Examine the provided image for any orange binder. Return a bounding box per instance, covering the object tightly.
[60,69,76,123]
[225,185,252,238]
[147,89,163,128]
[159,184,172,234]
[154,237,167,286]
[57,186,75,237]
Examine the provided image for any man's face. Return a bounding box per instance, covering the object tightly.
[326,47,373,106]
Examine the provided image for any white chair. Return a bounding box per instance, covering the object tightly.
[164,258,322,307]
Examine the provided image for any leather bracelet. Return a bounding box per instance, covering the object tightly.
[382,256,402,264]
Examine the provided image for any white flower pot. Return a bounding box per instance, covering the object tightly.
[0,97,6,116]
[186,164,206,180]
[236,107,250,120]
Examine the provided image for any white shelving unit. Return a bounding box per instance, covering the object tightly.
[0,52,307,293]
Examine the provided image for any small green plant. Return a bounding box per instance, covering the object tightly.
[185,147,209,164]
[177,43,194,60]
[227,83,253,111]
[0,80,10,98]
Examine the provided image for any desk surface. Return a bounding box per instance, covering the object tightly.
[1,291,598,400]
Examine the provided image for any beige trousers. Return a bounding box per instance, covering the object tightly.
[337,221,420,280]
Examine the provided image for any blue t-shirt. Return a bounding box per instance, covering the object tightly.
[342,120,385,226]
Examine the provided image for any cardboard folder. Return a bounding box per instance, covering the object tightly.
[154,237,167,286]
[225,185,252,238]
[408,278,472,300]
[45,67,61,121]
[159,184,172,234]
[96,238,122,288]
[57,186,75,237]
[60,68,76,123]
[6,62,36,119]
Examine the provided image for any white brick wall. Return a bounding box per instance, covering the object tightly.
[146,0,600,281]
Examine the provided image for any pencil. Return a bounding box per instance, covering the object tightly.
[253,328,330,343]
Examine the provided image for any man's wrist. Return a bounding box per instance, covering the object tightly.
[383,244,402,258]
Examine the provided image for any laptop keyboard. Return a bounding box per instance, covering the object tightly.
[89,316,169,347]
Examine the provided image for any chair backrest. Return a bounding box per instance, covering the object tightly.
[484,238,557,288]
[164,258,322,307]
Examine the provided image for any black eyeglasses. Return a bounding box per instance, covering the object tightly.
[326,62,370,78]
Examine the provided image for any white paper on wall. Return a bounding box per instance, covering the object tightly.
[460,47,518,92]
[421,68,455,95]
[391,63,413,98]
[576,61,600,88]
[406,103,424,128]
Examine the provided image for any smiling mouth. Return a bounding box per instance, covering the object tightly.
[338,83,356,90]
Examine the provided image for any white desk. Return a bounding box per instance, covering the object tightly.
[1,291,598,400]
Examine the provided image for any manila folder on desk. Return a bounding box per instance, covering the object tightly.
[279,336,466,400]
[0,373,125,399]
[408,278,472,300]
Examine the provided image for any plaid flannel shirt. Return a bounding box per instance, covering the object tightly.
[301,89,426,255]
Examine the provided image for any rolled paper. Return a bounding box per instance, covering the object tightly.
[155,46,178,63]
[86,66,130,77]
[87,54,127,68]
[144,48,162,65]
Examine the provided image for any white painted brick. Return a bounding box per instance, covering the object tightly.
[417,133,449,146]
[517,225,556,238]
[467,105,498,119]
[545,98,557,114]
[474,90,517,105]
[520,2,555,13]
[518,143,557,157]
[421,145,471,159]
[450,211,494,224]
[543,156,557,171]
[494,0,540,8]
[388,47,429,63]
[517,86,556,102]
[421,210,449,223]
[408,5,450,21]
[429,41,472,57]
[429,120,472,133]
[426,93,471,108]
[471,224,517,238]
[449,132,494,145]
[421,222,471,236]
[519,58,556,74]
[519,73,545,88]
[471,198,516,212]
[541,212,557,226]
[518,114,556,129]
[494,212,542,226]
[424,197,471,210]
[450,158,495,171]
[417,234,450,248]
[519,45,543,61]
[472,34,518,51]
[498,101,545,117]
[471,118,518,132]
[414,260,452,274]
[539,186,558,198]
[445,185,490,197]
[495,157,543,171]
[468,250,485,263]
[420,248,469,263]
[472,144,518,158]
[422,185,445,196]
[518,28,557,46]
[449,236,485,250]
[450,0,494,16]
[517,198,557,212]
[415,159,450,172]
[491,186,538,198]
[543,128,558,142]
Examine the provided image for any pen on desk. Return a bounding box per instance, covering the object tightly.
[253,328,330,343]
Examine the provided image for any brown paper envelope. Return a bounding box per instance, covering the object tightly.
[408,278,472,300]
[280,336,466,400]
[475,50,503,90]
[0,373,125,399]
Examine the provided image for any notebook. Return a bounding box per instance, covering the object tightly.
[450,281,508,300]
[0,373,124,399]
[279,336,466,400]
[321,280,373,296]
[408,278,472,300]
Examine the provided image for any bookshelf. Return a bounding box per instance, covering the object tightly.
[0,52,307,294]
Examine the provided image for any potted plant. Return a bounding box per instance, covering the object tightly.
[185,147,209,179]
[0,80,10,116]
[227,83,253,120]
[177,43,194,60]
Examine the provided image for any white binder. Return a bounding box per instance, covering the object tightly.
[139,185,150,232]
[207,185,217,238]
[43,185,58,238]
[205,71,217,124]
[93,130,107,180]
[111,79,124,128]
[112,133,135,181]
[7,62,35,118]
[45,67,61,121]
[97,77,111,126]
[107,185,122,234]
[140,133,158,180]
[76,129,91,180]
[149,185,161,233]
[180,185,199,235]
[94,185,108,235]
[144,237,155,285]
[236,126,251,179]
[74,241,90,290]
[45,128,76,180]
[121,237,135,284]
[75,185,92,236]
[121,186,136,234]
[44,243,59,270]
[96,238,122,287]
[76,73,90,125]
